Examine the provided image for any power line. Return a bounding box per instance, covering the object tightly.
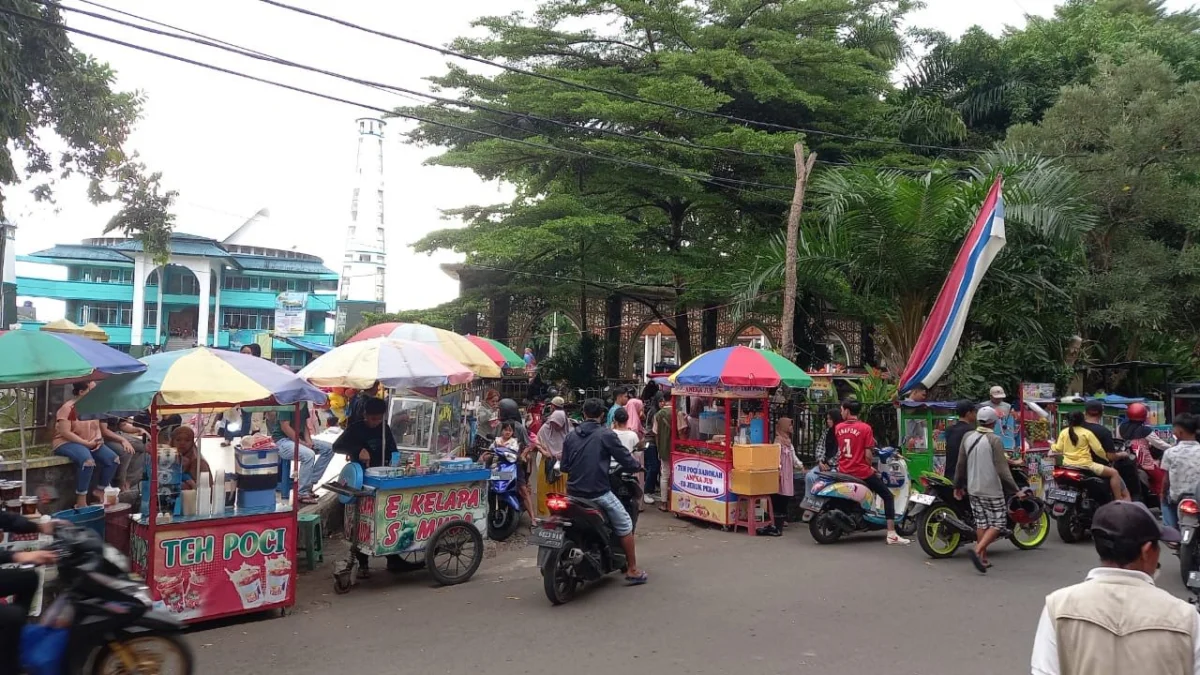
[49,0,946,179]
[255,0,994,156]
[3,5,799,200]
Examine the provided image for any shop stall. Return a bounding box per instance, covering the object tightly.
[78,348,327,624]
[667,347,811,527]
[897,401,960,478]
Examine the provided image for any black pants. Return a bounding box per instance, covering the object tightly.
[770,493,790,528]
[644,443,660,493]
[863,473,896,520]
[0,567,39,675]
[1112,458,1140,502]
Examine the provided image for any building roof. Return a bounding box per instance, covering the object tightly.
[26,244,133,264]
[108,233,230,258]
[221,208,325,261]
[232,255,336,276]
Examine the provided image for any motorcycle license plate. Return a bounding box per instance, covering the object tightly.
[1189,571,1200,590]
[1047,489,1077,503]
[1186,528,1195,545]
[909,493,936,505]
[491,468,517,481]
[800,495,826,511]
[533,526,565,549]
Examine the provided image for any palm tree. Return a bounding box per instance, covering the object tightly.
[739,149,1094,376]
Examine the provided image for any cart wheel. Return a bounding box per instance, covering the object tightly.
[426,521,484,586]
[333,571,353,595]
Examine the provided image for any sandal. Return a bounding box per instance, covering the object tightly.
[299,495,319,505]
[968,550,987,574]
[624,570,648,586]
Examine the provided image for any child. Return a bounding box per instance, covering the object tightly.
[1052,411,1129,502]
[171,426,212,489]
[1161,413,1200,530]
[492,422,521,456]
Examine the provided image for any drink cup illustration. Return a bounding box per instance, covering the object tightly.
[226,563,263,609]
[184,570,206,610]
[157,575,185,613]
[264,555,292,603]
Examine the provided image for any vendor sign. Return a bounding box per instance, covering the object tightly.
[670,455,734,525]
[358,480,488,556]
[133,513,295,622]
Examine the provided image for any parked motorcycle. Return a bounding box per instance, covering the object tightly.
[1046,466,1118,543]
[905,464,1049,559]
[485,443,523,541]
[1177,494,1200,588]
[21,524,194,675]
[534,460,641,605]
[800,447,917,544]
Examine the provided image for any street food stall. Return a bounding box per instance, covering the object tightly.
[298,336,490,591]
[666,347,811,528]
[78,347,327,624]
[897,401,960,478]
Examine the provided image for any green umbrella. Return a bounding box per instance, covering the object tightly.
[0,330,145,386]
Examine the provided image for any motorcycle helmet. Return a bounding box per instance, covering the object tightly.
[1007,494,1043,525]
[498,398,522,423]
[1126,402,1148,423]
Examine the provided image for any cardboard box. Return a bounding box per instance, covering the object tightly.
[732,444,780,470]
[731,468,779,495]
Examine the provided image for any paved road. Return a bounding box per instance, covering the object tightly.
[189,512,1192,674]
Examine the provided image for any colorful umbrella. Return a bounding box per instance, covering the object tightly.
[346,323,502,378]
[76,347,328,414]
[298,338,474,390]
[0,330,147,386]
[464,335,524,369]
[669,346,813,389]
[898,177,1006,394]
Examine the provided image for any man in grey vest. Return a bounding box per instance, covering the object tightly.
[1031,501,1199,674]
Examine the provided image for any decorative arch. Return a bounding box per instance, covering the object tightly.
[623,319,678,379]
[513,308,584,359]
[726,320,774,349]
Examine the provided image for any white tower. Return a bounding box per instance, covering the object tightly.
[339,118,387,303]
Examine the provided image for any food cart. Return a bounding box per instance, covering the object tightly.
[897,401,960,478]
[666,347,812,528]
[78,348,327,624]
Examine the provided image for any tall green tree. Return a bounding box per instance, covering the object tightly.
[403,0,914,363]
[1,0,173,261]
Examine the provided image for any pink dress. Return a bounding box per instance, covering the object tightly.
[778,439,797,497]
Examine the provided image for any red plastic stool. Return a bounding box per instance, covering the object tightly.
[733,494,774,536]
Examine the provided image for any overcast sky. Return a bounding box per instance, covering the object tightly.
[9,0,1194,319]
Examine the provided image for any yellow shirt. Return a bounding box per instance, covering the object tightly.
[1052,426,1105,468]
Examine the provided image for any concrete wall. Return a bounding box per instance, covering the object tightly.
[0,455,82,513]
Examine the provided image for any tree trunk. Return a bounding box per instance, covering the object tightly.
[674,288,693,365]
[780,144,818,361]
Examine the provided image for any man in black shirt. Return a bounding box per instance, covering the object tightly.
[1,513,56,675]
[944,400,976,480]
[334,397,396,468]
[1083,401,1140,502]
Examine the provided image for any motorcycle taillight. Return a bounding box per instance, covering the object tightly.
[1182,499,1200,516]
[547,494,569,511]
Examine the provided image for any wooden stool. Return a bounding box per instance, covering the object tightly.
[298,512,323,570]
[733,494,774,536]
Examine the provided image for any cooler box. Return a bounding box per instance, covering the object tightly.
[731,468,779,495]
[237,489,278,511]
[732,444,780,471]
[236,446,280,491]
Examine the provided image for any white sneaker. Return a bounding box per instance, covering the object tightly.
[886,533,911,546]
[643,494,656,505]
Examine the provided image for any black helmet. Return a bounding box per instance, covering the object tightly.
[1007,494,1043,525]
[498,398,521,422]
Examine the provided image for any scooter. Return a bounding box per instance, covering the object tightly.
[1045,466,1117,543]
[905,464,1050,559]
[800,447,917,544]
[534,460,641,605]
[1177,490,1200,589]
[485,441,523,541]
[21,524,194,675]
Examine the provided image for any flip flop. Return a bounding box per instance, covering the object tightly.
[968,550,987,574]
[624,570,649,586]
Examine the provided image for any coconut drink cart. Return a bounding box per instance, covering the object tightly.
[666,347,812,528]
[298,337,490,593]
[77,348,327,624]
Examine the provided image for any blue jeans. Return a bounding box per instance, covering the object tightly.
[805,466,824,497]
[593,490,634,536]
[311,438,336,491]
[276,438,316,496]
[55,442,118,495]
[1164,499,1179,529]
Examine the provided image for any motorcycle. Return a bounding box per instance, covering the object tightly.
[485,442,523,541]
[21,524,194,675]
[1045,466,1117,543]
[905,464,1050,559]
[533,460,641,605]
[1177,493,1200,588]
[800,447,917,544]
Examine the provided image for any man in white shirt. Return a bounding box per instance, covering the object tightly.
[1031,501,1199,675]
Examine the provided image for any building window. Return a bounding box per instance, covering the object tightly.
[71,266,134,284]
[146,269,159,286]
[222,309,275,331]
[222,275,257,291]
[351,188,359,222]
[165,271,200,295]
[144,306,158,327]
[376,189,384,225]
[313,279,337,292]
[358,254,371,262]
[80,301,132,326]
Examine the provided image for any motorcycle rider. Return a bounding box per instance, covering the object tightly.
[834,398,910,546]
[497,398,536,526]
[1082,401,1142,503]
[0,514,57,675]
[561,398,647,585]
[1116,402,1172,504]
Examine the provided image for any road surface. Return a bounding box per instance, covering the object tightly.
[188,511,1189,674]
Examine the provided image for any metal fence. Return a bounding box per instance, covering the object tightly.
[768,399,898,465]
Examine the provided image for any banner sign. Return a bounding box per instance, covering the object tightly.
[357,480,488,556]
[274,292,308,337]
[673,384,771,399]
[135,513,295,622]
[670,454,734,525]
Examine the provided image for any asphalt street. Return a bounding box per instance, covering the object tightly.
[187,511,1192,674]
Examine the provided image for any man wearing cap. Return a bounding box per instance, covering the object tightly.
[984,385,1012,417]
[1031,501,1199,675]
[953,406,1021,573]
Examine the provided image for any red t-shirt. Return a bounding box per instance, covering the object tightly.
[834,419,876,480]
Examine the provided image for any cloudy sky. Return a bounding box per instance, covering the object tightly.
[9,0,1193,318]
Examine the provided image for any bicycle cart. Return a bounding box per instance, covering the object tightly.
[325,463,489,593]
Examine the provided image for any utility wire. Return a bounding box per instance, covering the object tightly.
[2,5,800,200]
[255,0,993,156]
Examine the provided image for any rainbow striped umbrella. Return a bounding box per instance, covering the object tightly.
[464,335,524,369]
[669,346,812,389]
[346,322,502,378]
[0,330,146,386]
[76,347,327,413]
[298,338,474,390]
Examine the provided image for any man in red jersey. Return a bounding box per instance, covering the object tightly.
[835,399,911,545]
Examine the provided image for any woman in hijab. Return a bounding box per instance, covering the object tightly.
[625,394,646,440]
